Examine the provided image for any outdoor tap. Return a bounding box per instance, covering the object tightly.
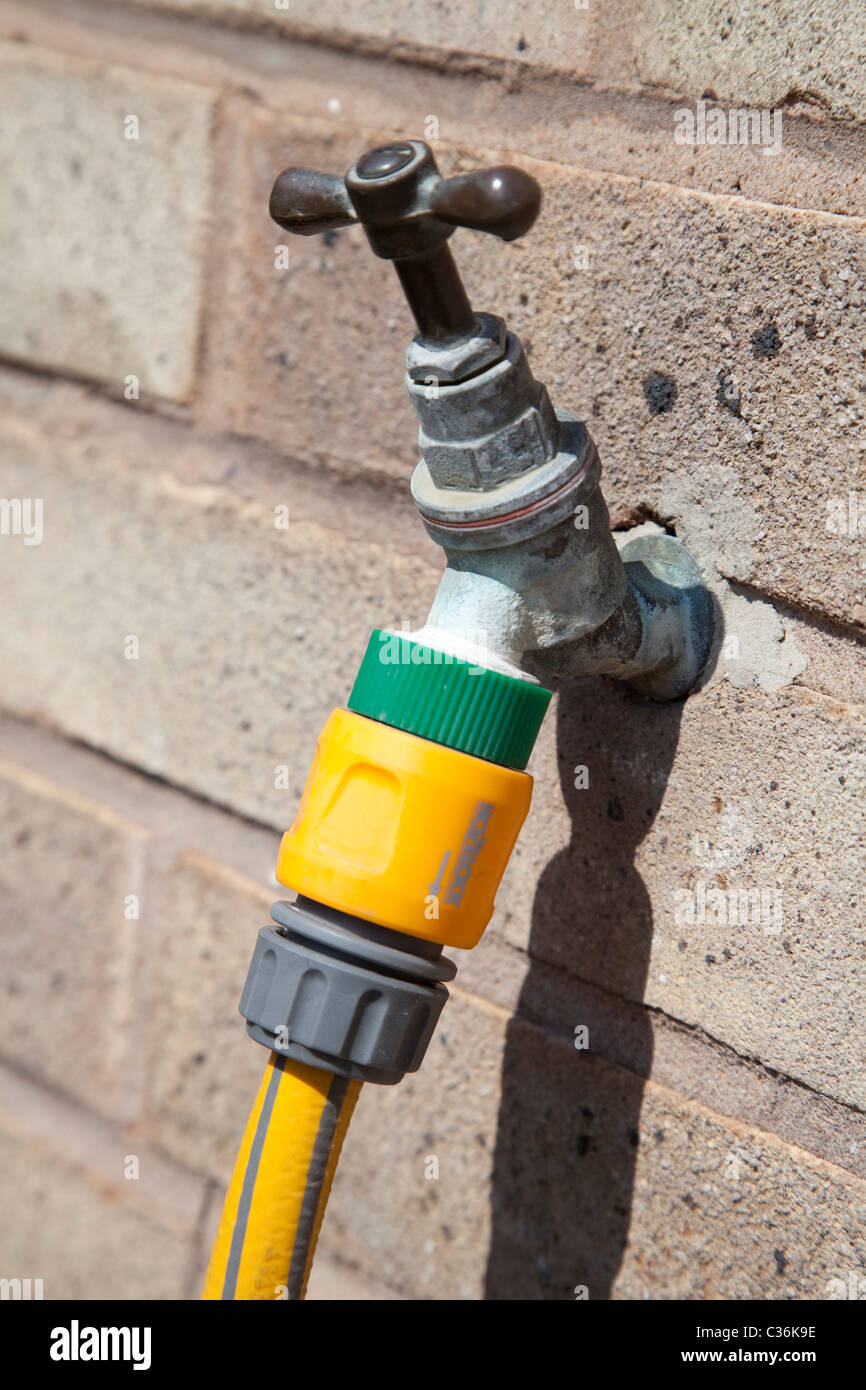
[271,138,713,697]
[202,138,718,1304]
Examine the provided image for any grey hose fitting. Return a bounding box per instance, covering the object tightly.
[239,896,455,1085]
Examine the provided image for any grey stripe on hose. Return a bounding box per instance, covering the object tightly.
[285,1072,352,1300]
[221,1052,286,1300]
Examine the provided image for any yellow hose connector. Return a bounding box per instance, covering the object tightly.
[276,707,533,950]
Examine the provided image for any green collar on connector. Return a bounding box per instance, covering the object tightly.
[346,629,551,771]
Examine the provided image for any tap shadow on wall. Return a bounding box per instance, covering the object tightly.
[483,673,686,1300]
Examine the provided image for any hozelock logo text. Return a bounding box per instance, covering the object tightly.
[50,1321,152,1372]
[443,801,494,907]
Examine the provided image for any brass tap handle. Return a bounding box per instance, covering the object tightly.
[269,140,541,343]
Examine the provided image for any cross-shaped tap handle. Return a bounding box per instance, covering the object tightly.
[269,140,541,343]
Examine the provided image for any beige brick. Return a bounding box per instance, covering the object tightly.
[322,996,866,1300]
[111,0,866,126]
[4,5,864,223]
[496,675,866,1112]
[0,1130,192,1298]
[0,758,149,1121]
[459,160,866,628]
[307,1256,406,1300]
[116,0,636,85]
[450,929,866,1181]
[0,373,438,827]
[0,1059,206,1231]
[212,115,866,626]
[636,0,866,125]
[139,853,274,1184]
[320,992,506,1300]
[0,709,294,1183]
[0,1067,203,1299]
[0,43,214,400]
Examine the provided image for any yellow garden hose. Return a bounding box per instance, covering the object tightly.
[203,1052,361,1300]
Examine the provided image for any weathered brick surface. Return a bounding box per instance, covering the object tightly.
[0,759,149,1121]
[509,164,866,628]
[449,892,866,1185]
[324,998,866,1300]
[140,853,274,1183]
[5,3,864,223]
[0,1067,203,1299]
[494,676,866,1112]
[112,0,866,127]
[0,708,282,1137]
[306,1257,405,1300]
[0,1131,191,1298]
[0,43,214,400]
[636,0,866,124]
[0,372,437,827]
[117,0,637,87]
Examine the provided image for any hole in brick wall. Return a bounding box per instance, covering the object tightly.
[643,370,678,415]
[750,320,782,359]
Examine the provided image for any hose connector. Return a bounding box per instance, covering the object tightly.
[237,631,551,1082]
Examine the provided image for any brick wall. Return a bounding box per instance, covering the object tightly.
[0,0,864,1300]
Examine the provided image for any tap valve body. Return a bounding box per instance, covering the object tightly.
[271,138,713,699]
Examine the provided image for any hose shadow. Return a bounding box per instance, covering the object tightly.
[483,673,685,1299]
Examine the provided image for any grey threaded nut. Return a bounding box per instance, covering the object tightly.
[239,920,450,1086]
[406,311,507,384]
[406,331,559,489]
